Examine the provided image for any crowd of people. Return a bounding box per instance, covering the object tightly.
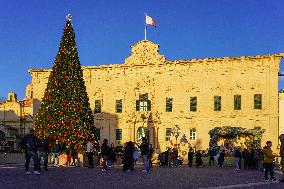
[20,130,79,174]
[20,130,284,183]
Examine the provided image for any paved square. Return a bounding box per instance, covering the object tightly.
[0,164,283,189]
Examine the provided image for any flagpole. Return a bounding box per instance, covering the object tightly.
[145,13,147,40]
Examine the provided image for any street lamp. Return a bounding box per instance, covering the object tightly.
[172,125,181,147]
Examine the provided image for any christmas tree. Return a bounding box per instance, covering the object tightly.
[34,14,96,153]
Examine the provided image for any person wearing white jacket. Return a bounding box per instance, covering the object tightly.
[86,141,94,168]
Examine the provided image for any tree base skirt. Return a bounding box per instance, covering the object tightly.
[48,154,88,167]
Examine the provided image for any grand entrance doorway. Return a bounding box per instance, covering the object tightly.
[136,127,149,144]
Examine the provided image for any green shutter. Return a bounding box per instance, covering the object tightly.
[147,100,151,111]
[136,100,140,111]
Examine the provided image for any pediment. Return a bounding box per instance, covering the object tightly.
[124,40,166,65]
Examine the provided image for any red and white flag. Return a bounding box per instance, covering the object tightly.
[146,15,156,27]
[170,133,174,146]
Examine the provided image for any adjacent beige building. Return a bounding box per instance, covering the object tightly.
[0,85,34,150]
[279,89,284,135]
[27,40,283,154]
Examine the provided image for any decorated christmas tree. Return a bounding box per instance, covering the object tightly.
[34,14,96,153]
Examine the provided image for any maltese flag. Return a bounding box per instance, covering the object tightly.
[146,15,156,27]
[170,133,174,146]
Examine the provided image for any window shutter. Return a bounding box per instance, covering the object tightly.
[136,100,140,111]
[147,100,151,111]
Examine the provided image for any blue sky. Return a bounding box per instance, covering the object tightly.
[0,0,283,100]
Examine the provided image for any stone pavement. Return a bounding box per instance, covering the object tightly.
[0,164,283,189]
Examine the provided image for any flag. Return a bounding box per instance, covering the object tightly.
[170,133,174,146]
[146,15,156,27]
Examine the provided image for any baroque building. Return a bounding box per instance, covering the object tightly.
[0,84,34,150]
[279,89,284,135]
[28,40,283,152]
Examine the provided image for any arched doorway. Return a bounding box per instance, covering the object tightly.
[136,127,149,144]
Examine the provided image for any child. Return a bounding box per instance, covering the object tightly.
[263,141,277,182]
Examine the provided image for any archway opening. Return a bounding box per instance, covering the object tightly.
[136,127,149,144]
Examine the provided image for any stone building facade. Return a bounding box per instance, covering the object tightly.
[0,84,34,150]
[279,89,284,135]
[28,40,283,152]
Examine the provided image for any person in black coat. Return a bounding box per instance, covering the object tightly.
[242,148,250,170]
[109,143,117,166]
[218,150,225,167]
[37,136,49,171]
[234,147,242,170]
[196,150,203,167]
[136,137,150,172]
[51,140,61,166]
[208,147,216,166]
[21,130,40,174]
[123,141,135,172]
[188,148,194,167]
[69,143,77,166]
[101,139,110,171]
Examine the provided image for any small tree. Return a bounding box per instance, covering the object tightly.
[34,14,96,153]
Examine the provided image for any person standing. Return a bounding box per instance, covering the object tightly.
[165,148,169,167]
[109,143,117,167]
[234,147,242,170]
[69,143,77,166]
[51,140,61,167]
[133,147,139,165]
[279,134,284,183]
[263,141,277,182]
[37,136,49,171]
[242,148,250,170]
[20,130,40,175]
[196,150,203,167]
[123,141,135,172]
[172,147,179,167]
[148,144,154,169]
[101,139,110,172]
[208,147,215,166]
[218,149,225,167]
[254,147,264,171]
[188,148,194,167]
[86,141,94,168]
[137,137,150,172]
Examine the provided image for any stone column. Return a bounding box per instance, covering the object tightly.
[155,127,159,150]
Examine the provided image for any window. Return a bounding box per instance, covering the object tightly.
[214,96,221,111]
[139,101,148,111]
[136,93,151,111]
[94,100,102,113]
[189,128,196,141]
[166,98,173,112]
[116,129,122,140]
[254,94,262,109]
[95,128,100,140]
[165,128,172,141]
[190,97,197,112]
[116,99,122,113]
[234,95,241,110]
